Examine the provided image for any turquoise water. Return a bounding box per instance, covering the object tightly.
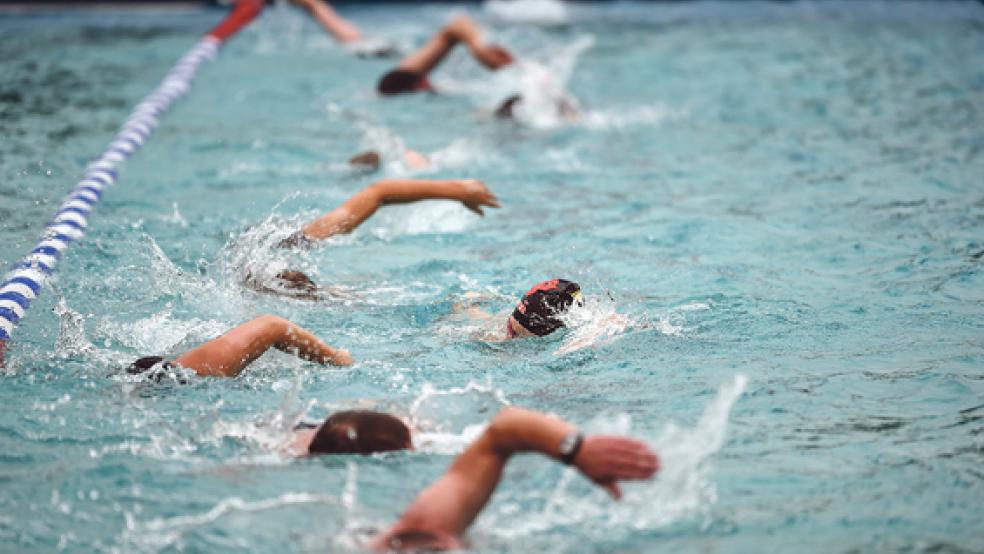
[1,1,983,551]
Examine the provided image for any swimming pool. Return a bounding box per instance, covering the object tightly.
[0,1,982,551]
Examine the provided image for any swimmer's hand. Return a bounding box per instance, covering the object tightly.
[573,436,660,500]
[404,149,430,170]
[458,179,501,216]
[330,348,353,366]
[475,44,514,70]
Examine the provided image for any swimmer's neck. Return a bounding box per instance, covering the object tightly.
[286,428,318,456]
[506,316,535,339]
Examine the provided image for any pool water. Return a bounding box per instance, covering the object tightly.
[1,1,983,552]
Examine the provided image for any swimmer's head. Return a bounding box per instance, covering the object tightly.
[382,530,462,552]
[349,150,381,171]
[124,356,188,384]
[494,94,579,121]
[126,356,164,375]
[308,410,412,455]
[495,94,523,119]
[276,270,317,292]
[510,279,583,336]
[244,270,319,300]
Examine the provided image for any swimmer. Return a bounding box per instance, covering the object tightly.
[494,92,580,122]
[289,0,362,44]
[249,178,498,298]
[377,15,514,95]
[327,407,656,551]
[277,178,499,247]
[348,149,430,172]
[126,315,351,380]
[455,279,583,340]
[278,0,397,57]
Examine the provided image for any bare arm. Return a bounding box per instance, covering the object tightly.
[372,408,659,549]
[397,15,513,75]
[300,179,499,240]
[291,0,361,43]
[174,315,352,377]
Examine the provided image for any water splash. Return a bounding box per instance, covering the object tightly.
[554,293,642,355]
[490,37,592,129]
[483,375,746,539]
[411,380,511,454]
[427,137,501,171]
[120,492,339,552]
[579,103,683,130]
[96,308,226,357]
[652,301,711,338]
[484,0,570,25]
[619,374,748,529]
[53,297,94,358]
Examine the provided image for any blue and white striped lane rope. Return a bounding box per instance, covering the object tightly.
[0,36,221,344]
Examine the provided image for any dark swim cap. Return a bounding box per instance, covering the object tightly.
[127,356,164,374]
[495,94,523,119]
[126,356,186,384]
[511,279,583,336]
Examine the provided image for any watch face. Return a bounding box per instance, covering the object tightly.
[559,433,577,455]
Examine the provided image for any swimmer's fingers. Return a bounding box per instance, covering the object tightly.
[462,193,500,216]
[600,481,622,500]
[576,436,659,492]
[330,348,354,366]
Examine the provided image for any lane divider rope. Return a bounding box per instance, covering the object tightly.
[0,37,221,343]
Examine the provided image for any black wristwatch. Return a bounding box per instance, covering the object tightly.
[558,431,584,465]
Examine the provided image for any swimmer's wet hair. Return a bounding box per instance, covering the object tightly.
[495,94,523,119]
[385,530,444,551]
[349,150,381,170]
[309,410,411,455]
[127,356,165,374]
[244,269,319,300]
[275,270,317,293]
[125,356,188,385]
[511,279,582,336]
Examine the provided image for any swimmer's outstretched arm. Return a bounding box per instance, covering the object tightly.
[371,407,659,551]
[397,15,513,76]
[174,315,352,377]
[291,0,362,43]
[301,179,500,240]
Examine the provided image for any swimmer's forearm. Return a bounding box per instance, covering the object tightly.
[371,179,474,204]
[273,321,353,366]
[484,407,575,459]
[293,0,361,43]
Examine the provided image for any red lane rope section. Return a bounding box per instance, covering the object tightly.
[208,0,266,42]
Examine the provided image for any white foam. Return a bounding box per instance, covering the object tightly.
[484,0,569,24]
[121,492,338,552]
[53,297,94,358]
[554,294,640,356]
[409,380,511,453]
[482,375,747,538]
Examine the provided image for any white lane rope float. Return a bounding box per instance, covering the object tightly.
[0,36,221,344]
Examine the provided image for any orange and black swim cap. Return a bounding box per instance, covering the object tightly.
[511,279,582,336]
